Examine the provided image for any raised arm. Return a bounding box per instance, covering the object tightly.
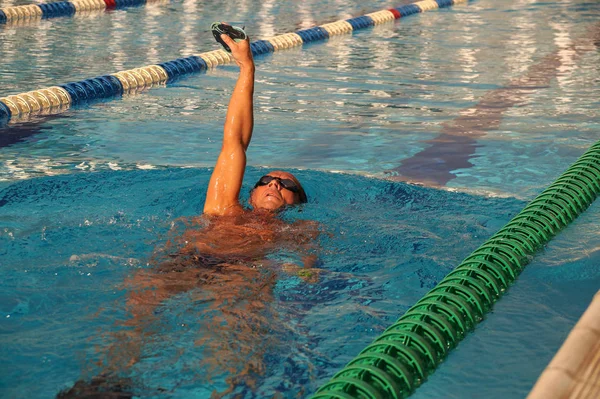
[204,34,255,215]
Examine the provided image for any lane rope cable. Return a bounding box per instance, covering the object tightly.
[0,0,169,25]
[0,0,467,125]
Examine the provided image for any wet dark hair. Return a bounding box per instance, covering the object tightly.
[283,173,308,203]
[295,182,308,204]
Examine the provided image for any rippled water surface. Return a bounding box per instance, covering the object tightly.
[1,0,599,398]
[2,168,598,398]
[1,0,598,198]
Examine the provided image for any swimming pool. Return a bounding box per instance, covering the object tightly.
[1,0,599,398]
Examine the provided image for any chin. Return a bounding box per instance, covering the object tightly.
[256,199,284,211]
[262,203,283,210]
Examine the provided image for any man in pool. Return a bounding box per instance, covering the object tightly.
[58,32,319,399]
[204,33,308,216]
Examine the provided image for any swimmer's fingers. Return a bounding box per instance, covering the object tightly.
[220,33,235,47]
[297,268,323,284]
[221,34,254,68]
[281,263,324,284]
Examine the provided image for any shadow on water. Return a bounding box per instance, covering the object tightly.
[0,122,53,148]
[0,113,74,148]
[388,21,600,188]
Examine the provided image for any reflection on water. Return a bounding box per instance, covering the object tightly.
[0,118,54,148]
[389,20,600,187]
[0,0,599,197]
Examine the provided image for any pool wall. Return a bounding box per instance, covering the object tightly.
[528,290,600,399]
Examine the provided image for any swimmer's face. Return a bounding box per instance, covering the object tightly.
[250,171,305,210]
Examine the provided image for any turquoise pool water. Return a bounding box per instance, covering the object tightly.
[1,0,599,398]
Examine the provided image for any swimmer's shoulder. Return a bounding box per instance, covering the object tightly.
[202,203,246,218]
[199,206,254,227]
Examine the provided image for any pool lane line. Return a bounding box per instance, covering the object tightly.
[387,20,600,188]
[0,0,469,125]
[0,0,168,25]
[311,140,600,398]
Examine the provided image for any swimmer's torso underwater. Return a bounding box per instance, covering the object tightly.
[58,25,326,399]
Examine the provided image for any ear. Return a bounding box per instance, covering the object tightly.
[248,188,255,207]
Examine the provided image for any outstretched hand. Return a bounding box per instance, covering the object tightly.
[220,34,254,69]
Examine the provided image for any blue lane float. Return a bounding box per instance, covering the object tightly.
[296,27,330,43]
[250,40,276,57]
[158,56,209,84]
[60,75,124,106]
[0,102,10,125]
[0,0,470,124]
[396,4,423,17]
[0,0,169,25]
[38,2,76,19]
[113,0,146,10]
[347,15,375,30]
[436,0,455,7]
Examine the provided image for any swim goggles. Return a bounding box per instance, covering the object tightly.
[211,22,247,53]
[254,175,300,193]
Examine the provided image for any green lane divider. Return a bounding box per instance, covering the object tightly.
[311,140,600,399]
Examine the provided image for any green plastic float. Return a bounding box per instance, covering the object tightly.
[311,141,600,399]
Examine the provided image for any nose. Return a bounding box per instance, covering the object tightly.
[267,179,281,190]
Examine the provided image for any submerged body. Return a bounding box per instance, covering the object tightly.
[179,212,317,261]
[114,212,320,397]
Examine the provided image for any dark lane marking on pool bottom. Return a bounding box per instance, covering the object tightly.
[0,124,50,148]
[387,21,600,188]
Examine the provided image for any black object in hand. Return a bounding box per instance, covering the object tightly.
[211,22,247,53]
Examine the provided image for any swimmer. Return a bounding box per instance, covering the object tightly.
[58,29,320,399]
[203,31,308,216]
